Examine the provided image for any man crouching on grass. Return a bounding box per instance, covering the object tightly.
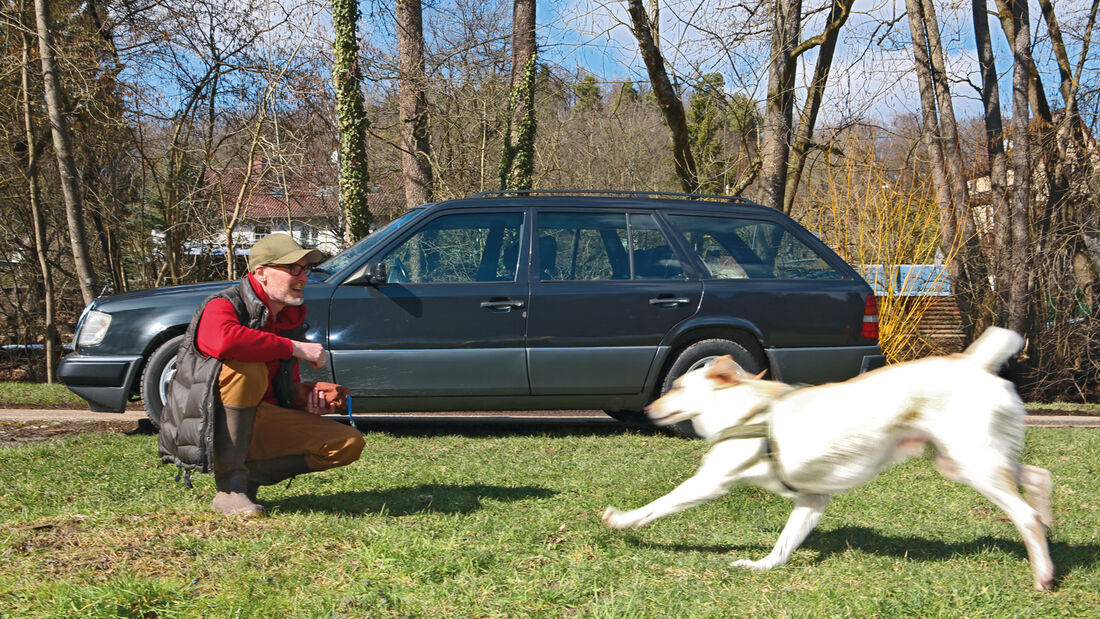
[158,233,364,518]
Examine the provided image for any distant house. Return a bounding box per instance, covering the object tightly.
[190,159,346,258]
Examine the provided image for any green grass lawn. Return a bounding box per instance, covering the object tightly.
[5,379,1099,417]
[0,382,88,407]
[1,425,1098,617]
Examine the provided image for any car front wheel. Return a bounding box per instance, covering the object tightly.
[140,335,184,429]
[658,338,766,437]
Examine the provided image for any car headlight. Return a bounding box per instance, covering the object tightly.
[77,310,112,347]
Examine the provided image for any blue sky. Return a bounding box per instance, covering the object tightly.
[531,0,1096,124]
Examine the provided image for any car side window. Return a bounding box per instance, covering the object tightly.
[668,214,844,280]
[536,212,683,281]
[537,212,628,281]
[381,212,524,283]
[630,214,684,279]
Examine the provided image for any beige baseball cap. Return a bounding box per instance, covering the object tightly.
[247,233,325,271]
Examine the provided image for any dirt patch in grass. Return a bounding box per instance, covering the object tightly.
[8,513,272,583]
[0,420,147,446]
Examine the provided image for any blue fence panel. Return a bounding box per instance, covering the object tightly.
[857,264,951,297]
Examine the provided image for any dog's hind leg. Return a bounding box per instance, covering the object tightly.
[960,469,1055,591]
[732,493,830,570]
[1019,464,1053,531]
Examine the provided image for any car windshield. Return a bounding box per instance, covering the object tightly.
[315,209,422,275]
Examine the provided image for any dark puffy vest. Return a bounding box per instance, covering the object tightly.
[157,278,302,472]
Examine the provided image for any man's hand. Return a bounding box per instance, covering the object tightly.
[312,382,349,410]
[304,388,329,416]
[294,381,350,415]
[291,340,328,369]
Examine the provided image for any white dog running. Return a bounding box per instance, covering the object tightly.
[602,327,1055,590]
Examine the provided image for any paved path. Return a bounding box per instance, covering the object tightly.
[1,408,1098,428]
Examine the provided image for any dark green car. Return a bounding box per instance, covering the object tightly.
[59,191,884,428]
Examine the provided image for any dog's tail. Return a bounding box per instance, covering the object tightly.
[961,327,1025,373]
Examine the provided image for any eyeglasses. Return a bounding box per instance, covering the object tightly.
[266,263,312,276]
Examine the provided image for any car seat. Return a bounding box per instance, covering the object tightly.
[498,242,519,280]
[538,235,558,280]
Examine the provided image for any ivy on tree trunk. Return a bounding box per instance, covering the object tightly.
[500,52,538,191]
[332,0,371,241]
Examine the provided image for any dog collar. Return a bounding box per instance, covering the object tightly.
[712,417,769,441]
[711,384,808,493]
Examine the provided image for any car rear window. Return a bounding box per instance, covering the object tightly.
[668,214,845,280]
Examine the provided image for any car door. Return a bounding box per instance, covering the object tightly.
[327,209,530,396]
[666,212,869,349]
[526,210,701,395]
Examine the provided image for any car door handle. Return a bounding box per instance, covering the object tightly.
[649,296,691,307]
[480,299,526,311]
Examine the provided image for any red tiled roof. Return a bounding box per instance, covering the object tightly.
[202,165,340,220]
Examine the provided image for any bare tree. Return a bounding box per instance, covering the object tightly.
[397,0,433,205]
[1004,0,1034,334]
[782,0,853,214]
[19,3,58,381]
[624,0,698,193]
[906,0,982,335]
[971,0,1010,327]
[500,0,537,190]
[34,0,97,304]
[757,0,801,210]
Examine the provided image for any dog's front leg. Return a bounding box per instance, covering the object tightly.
[603,471,734,529]
[602,449,753,530]
[732,493,830,570]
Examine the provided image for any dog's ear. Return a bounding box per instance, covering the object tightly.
[705,355,750,386]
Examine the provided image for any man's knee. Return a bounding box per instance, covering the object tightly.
[306,426,364,471]
[219,361,269,407]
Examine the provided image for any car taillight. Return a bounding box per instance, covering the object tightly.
[862,295,879,340]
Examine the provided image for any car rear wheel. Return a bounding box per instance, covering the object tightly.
[140,335,184,430]
[658,338,766,438]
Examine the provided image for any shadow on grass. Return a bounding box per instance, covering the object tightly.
[633,525,1100,574]
[344,416,666,439]
[266,483,556,516]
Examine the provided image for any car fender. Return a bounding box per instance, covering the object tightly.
[640,315,768,395]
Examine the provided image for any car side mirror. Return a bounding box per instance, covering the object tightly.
[346,262,387,286]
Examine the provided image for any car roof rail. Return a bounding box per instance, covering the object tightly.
[467,189,756,205]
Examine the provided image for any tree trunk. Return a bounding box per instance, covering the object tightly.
[992,0,1053,125]
[397,0,433,205]
[907,0,983,335]
[1007,0,1033,334]
[500,0,537,191]
[35,0,97,305]
[919,0,973,242]
[624,0,698,193]
[332,0,371,241]
[21,12,58,382]
[906,0,955,272]
[972,0,1010,323]
[783,0,852,214]
[758,0,801,210]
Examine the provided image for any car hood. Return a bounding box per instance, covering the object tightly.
[89,281,235,312]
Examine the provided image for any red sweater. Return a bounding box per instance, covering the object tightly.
[196,274,304,404]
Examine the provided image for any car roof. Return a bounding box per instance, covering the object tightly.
[418,190,785,218]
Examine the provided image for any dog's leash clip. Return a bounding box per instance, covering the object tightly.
[346,395,358,431]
